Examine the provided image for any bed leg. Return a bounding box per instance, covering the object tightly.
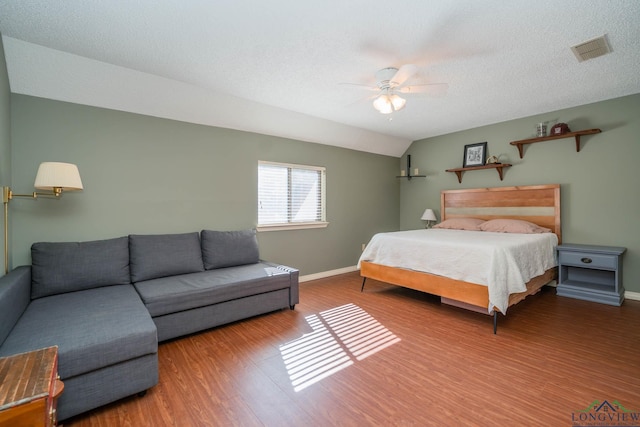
[493,311,498,334]
[361,277,367,292]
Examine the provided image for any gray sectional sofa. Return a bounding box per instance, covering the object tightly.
[0,229,299,421]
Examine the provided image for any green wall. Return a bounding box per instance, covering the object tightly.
[0,38,9,184]
[0,37,11,273]
[9,95,400,275]
[6,82,639,294]
[402,93,640,293]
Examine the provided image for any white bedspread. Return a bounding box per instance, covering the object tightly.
[357,229,558,314]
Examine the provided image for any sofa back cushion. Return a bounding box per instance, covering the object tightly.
[201,229,259,269]
[129,232,204,282]
[31,237,131,299]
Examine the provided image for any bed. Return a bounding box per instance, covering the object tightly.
[358,184,561,333]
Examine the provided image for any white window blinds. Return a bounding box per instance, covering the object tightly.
[258,161,327,230]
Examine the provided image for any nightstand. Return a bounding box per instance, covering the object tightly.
[556,244,626,306]
[0,346,64,427]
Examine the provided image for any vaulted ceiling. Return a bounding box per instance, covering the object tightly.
[1,1,639,157]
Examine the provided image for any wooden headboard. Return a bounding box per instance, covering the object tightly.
[441,184,561,243]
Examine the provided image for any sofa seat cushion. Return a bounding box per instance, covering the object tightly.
[0,285,157,379]
[133,262,291,317]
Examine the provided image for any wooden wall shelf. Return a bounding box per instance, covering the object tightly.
[445,163,512,183]
[509,128,601,158]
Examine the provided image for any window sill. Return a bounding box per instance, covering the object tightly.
[257,222,329,232]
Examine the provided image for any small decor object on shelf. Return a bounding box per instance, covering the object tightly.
[550,123,571,135]
[486,155,501,164]
[536,122,547,137]
[463,142,487,168]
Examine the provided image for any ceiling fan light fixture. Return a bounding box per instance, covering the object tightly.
[389,94,406,111]
[373,94,392,114]
[373,93,405,114]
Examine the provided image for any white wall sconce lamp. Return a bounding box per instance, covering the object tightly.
[421,208,437,229]
[2,162,83,274]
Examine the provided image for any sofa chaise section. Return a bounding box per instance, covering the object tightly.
[0,237,159,421]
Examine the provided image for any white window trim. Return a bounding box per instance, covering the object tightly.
[258,160,328,232]
[256,221,329,232]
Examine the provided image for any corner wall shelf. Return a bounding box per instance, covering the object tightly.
[445,163,512,184]
[397,154,426,180]
[509,128,601,159]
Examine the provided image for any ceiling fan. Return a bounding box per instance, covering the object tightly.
[342,64,447,114]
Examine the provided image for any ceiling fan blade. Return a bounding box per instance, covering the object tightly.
[397,83,449,95]
[390,64,418,87]
[345,91,382,108]
[338,82,379,91]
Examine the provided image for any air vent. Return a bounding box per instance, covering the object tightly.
[571,35,611,62]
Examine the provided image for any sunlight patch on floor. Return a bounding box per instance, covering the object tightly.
[280,303,400,392]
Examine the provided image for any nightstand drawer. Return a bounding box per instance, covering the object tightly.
[558,251,617,270]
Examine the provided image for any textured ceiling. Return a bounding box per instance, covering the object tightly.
[1,0,639,157]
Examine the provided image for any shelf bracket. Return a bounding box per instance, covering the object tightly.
[515,143,524,159]
[445,164,511,184]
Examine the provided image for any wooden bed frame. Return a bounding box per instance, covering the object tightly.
[360,184,561,333]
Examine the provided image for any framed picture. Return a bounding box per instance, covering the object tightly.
[463,142,487,168]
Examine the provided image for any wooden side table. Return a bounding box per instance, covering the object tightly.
[0,346,65,427]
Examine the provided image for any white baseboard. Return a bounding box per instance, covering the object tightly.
[300,266,358,283]
[625,291,640,301]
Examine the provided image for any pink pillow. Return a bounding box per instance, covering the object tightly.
[433,217,485,231]
[478,219,551,234]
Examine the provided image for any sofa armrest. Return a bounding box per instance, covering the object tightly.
[264,262,299,307]
[288,268,300,307]
[0,266,32,347]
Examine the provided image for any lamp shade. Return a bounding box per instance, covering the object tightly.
[373,95,393,114]
[34,162,83,191]
[389,94,406,111]
[421,209,437,221]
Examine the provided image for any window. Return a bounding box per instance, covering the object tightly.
[258,161,327,231]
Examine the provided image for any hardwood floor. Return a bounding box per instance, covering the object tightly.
[65,272,640,426]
